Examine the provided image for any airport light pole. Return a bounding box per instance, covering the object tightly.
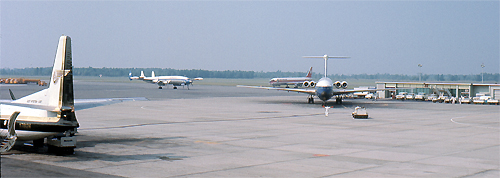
[418,64,422,82]
[481,63,485,83]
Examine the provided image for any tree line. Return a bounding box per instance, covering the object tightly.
[1,67,498,82]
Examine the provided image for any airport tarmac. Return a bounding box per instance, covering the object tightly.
[1,81,499,177]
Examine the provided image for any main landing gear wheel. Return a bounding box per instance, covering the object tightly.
[158,86,163,89]
[336,97,342,104]
[33,139,44,147]
[307,96,314,104]
[173,86,178,89]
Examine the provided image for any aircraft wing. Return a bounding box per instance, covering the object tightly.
[237,85,316,95]
[74,97,147,110]
[332,88,395,95]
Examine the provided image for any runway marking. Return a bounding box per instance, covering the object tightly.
[313,154,330,157]
[450,116,499,130]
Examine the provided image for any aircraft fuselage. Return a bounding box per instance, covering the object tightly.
[315,77,334,102]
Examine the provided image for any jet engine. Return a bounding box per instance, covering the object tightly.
[303,81,309,87]
[341,81,348,89]
[303,81,316,88]
[334,81,341,88]
[309,81,316,87]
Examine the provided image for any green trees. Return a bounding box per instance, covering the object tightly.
[1,67,498,82]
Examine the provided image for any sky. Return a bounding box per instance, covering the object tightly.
[1,0,498,75]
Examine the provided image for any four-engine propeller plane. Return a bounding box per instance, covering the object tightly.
[238,55,390,106]
[129,71,203,90]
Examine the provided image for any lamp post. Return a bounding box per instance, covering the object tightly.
[418,64,422,82]
[481,63,485,83]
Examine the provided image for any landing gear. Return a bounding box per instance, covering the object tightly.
[33,138,44,147]
[307,95,314,104]
[158,86,163,89]
[173,86,177,89]
[336,97,343,104]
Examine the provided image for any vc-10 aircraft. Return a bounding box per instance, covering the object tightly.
[129,71,203,89]
[238,55,390,105]
[0,36,142,154]
[269,67,315,88]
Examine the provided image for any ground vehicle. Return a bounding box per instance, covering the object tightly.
[459,96,472,104]
[427,94,437,101]
[396,92,407,100]
[415,92,426,101]
[365,93,376,99]
[406,93,415,100]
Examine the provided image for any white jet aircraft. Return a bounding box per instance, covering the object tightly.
[269,67,315,88]
[129,71,202,90]
[0,36,143,154]
[238,55,390,105]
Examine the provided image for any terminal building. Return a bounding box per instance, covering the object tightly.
[375,82,500,100]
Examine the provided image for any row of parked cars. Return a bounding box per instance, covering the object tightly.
[394,92,499,105]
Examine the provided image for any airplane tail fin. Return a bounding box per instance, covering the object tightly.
[306,67,313,78]
[151,71,155,78]
[140,71,145,79]
[128,71,139,80]
[13,36,75,113]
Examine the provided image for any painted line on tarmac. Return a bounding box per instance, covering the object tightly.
[450,116,499,130]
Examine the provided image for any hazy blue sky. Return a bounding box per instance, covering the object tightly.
[1,1,498,75]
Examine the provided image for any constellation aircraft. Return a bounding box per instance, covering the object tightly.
[0,36,144,154]
[269,67,315,88]
[238,55,391,105]
[129,71,203,90]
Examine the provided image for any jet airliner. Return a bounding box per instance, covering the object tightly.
[269,67,315,88]
[238,55,390,105]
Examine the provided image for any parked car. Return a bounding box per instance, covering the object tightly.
[415,92,427,101]
[427,94,437,102]
[406,93,415,100]
[459,96,472,104]
[396,92,407,100]
[486,98,499,105]
[365,93,376,99]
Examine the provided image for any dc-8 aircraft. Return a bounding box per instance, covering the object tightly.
[269,67,315,88]
[0,36,142,154]
[129,71,203,89]
[238,55,390,105]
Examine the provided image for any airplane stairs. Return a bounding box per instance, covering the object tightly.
[0,111,19,153]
